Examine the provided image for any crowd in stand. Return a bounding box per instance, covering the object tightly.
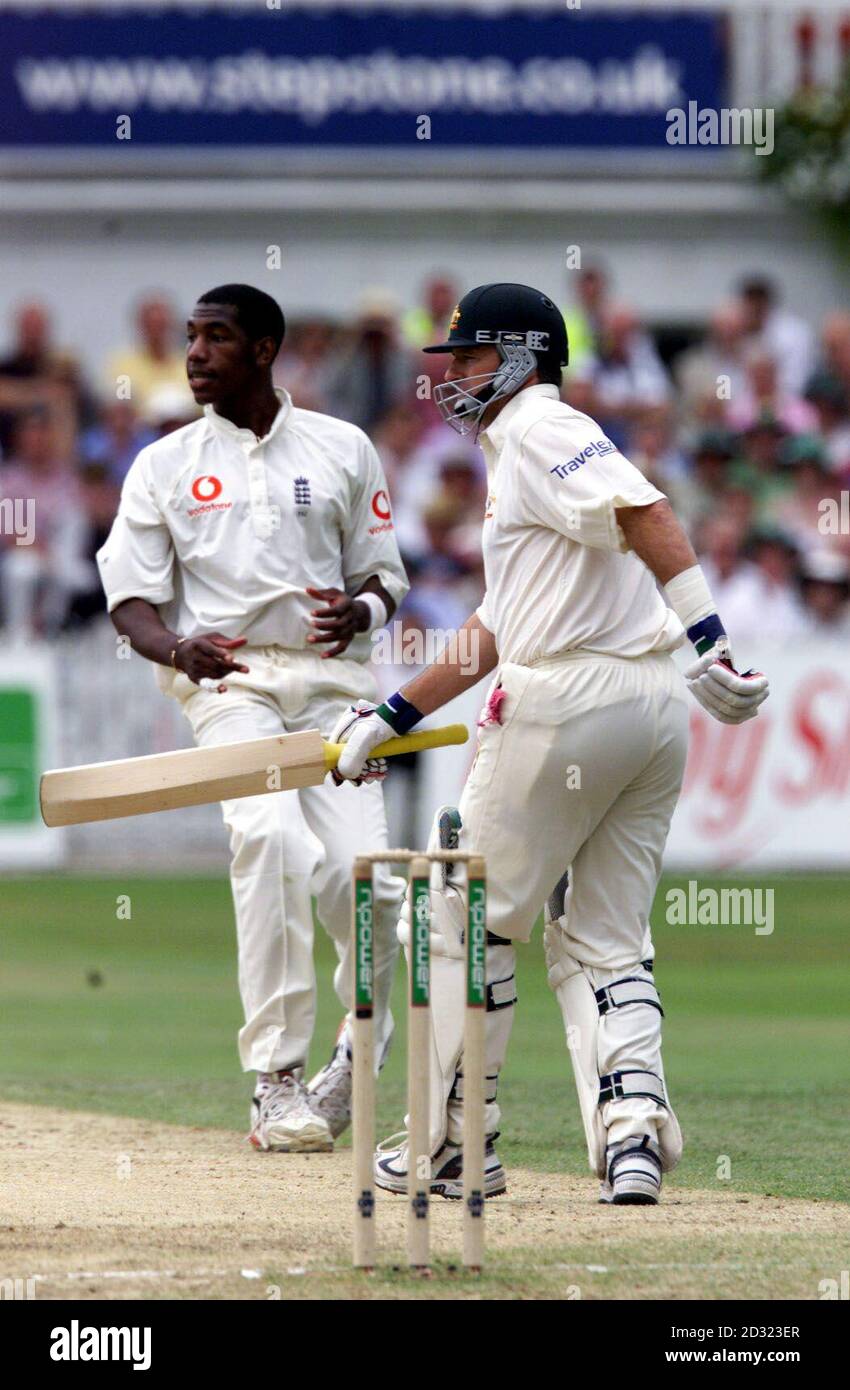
[1,267,849,646]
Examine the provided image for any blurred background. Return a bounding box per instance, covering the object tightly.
[1,0,849,872]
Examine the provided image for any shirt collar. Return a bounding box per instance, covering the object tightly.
[479,383,560,458]
[204,387,293,444]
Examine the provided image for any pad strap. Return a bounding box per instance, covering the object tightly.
[599,1068,669,1110]
[451,1072,499,1105]
[595,977,663,1017]
[487,976,517,1012]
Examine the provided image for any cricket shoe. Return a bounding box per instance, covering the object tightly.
[374,1132,507,1199]
[249,1071,333,1153]
[598,1135,662,1205]
[306,1020,393,1140]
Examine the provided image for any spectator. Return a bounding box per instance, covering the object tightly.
[747,529,808,638]
[79,399,154,485]
[728,348,817,435]
[803,372,850,474]
[818,311,850,397]
[767,434,847,560]
[321,289,416,432]
[626,407,693,522]
[0,408,85,636]
[0,300,89,457]
[65,463,122,627]
[562,264,609,372]
[675,301,748,431]
[274,318,336,413]
[738,275,816,397]
[106,294,187,415]
[797,550,850,635]
[403,275,458,350]
[697,513,766,646]
[683,428,738,531]
[575,304,670,446]
[372,403,429,559]
[400,493,479,632]
[728,413,790,518]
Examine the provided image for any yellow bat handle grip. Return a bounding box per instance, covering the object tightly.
[323,722,469,770]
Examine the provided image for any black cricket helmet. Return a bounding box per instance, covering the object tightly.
[424,282,568,436]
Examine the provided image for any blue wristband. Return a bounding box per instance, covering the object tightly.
[377,691,424,735]
[687,614,726,657]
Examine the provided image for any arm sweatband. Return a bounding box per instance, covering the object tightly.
[664,565,727,656]
[376,690,424,735]
[355,591,388,634]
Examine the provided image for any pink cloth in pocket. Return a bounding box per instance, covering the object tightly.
[478,683,507,728]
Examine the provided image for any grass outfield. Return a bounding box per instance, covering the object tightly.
[1,872,848,1206]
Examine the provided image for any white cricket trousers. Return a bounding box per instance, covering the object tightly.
[441,647,689,1150]
[162,646,404,1074]
[465,648,689,958]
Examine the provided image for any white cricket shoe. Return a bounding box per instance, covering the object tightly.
[249,1071,333,1153]
[306,1025,354,1140]
[598,1135,662,1205]
[306,1020,394,1140]
[374,1131,507,1199]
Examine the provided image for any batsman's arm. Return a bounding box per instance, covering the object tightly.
[615,498,697,586]
[397,613,499,715]
[616,498,726,654]
[616,498,770,724]
[332,613,497,780]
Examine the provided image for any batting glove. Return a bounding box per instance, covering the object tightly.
[328,701,393,784]
[684,638,770,725]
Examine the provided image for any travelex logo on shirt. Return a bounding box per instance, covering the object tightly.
[550,437,618,480]
[188,474,232,519]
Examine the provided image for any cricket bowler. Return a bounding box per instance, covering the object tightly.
[332,282,769,1204]
[97,284,408,1153]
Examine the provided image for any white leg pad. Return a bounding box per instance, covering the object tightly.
[544,920,682,1177]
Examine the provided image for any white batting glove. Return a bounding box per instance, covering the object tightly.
[328,701,394,784]
[684,639,769,725]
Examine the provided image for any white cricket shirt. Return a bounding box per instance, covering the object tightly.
[97,388,409,661]
[476,385,684,664]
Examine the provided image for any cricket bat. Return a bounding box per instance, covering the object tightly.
[40,724,468,828]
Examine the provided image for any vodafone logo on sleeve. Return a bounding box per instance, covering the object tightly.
[188,475,232,519]
[369,489,393,534]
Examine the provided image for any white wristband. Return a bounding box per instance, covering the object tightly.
[663,565,717,629]
[356,591,388,634]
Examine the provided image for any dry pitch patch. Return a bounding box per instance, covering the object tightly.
[1,1103,847,1301]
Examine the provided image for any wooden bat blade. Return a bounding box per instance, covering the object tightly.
[40,729,327,827]
[40,723,470,827]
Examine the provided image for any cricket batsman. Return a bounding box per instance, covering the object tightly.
[331,282,769,1204]
[97,284,408,1153]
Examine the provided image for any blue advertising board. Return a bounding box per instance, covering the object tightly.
[0,8,726,151]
